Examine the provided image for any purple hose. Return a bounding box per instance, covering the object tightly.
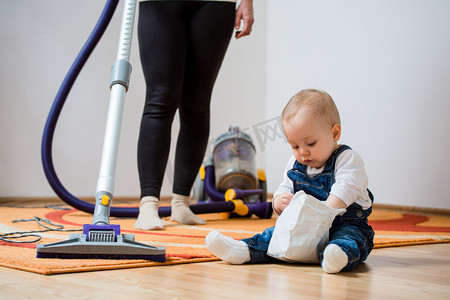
[203,165,226,201]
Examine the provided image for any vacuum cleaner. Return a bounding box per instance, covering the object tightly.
[193,126,272,219]
[38,0,271,260]
[37,0,165,261]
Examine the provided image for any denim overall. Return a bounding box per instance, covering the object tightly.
[242,145,375,271]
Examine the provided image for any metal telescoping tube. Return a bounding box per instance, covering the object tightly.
[94,0,137,224]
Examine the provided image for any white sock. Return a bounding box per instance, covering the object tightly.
[205,231,250,265]
[170,194,207,225]
[322,244,348,274]
[133,196,164,230]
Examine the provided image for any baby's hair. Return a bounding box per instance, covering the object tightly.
[282,89,341,127]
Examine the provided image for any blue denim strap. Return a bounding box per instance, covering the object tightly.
[287,145,352,201]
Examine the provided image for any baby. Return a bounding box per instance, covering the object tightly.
[206,89,374,273]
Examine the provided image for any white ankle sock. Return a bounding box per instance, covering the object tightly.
[205,231,250,264]
[170,194,206,225]
[322,244,348,274]
[133,196,164,230]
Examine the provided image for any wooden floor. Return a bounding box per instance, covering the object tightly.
[0,243,449,299]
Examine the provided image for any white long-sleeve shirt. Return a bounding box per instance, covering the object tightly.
[273,148,373,210]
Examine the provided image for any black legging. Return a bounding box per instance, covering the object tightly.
[137,1,235,199]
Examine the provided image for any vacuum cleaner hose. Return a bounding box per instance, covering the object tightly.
[41,0,131,215]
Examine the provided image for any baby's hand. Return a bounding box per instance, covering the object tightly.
[273,193,294,214]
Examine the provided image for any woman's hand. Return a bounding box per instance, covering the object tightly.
[273,193,294,215]
[235,0,254,39]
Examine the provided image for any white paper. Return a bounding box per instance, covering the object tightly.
[267,191,346,263]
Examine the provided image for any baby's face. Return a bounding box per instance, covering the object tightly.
[283,108,340,169]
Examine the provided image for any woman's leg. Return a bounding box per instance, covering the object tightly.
[137,2,187,200]
[135,2,188,229]
[170,2,235,224]
[173,2,235,196]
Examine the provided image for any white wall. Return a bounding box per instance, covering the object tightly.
[0,0,267,198]
[1,0,449,210]
[265,0,450,209]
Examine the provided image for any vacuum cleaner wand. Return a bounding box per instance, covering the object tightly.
[37,0,165,261]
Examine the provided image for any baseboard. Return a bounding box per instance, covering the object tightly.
[0,196,171,205]
[1,196,448,216]
[372,203,450,216]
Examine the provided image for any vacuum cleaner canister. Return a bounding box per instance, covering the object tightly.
[213,127,257,191]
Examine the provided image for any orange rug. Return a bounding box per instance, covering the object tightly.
[0,204,449,275]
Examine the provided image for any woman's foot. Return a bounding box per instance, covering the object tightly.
[170,194,207,225]
[134,196,164,230]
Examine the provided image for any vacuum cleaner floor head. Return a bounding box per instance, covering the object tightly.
[36,224,166,262]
